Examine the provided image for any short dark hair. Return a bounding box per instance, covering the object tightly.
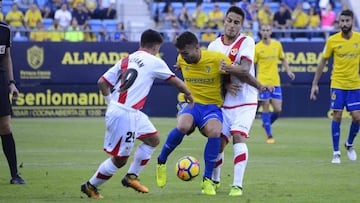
[174,31,199,49]
[340,9,353,19]
[225,5,245,20]
[140,29,163,48]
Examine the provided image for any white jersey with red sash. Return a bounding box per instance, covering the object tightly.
[101,50,175,109]
[208,34,258,108]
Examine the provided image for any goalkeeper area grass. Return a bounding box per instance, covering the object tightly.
[0,117,359,203]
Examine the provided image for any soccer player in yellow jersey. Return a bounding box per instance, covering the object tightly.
[310,9,360,164]
[156,31,232,195]
[255,24,295,144]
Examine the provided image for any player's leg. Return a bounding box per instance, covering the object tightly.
[228,105,256,196]
[259,90,273,141]
[123,112,159,193]
[211,135,228,190]
[269,86,283,125]
[156,104,195,187]
[344,89,360,161]
[199,105,222,195]
[0,82,25,185]
[81,106,132,198]
[330,88,345,164]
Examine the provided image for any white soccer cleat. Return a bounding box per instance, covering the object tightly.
[345,143,357,161]
[331,152,341,164]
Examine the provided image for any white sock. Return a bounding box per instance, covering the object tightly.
[127,143,155,176]
[233,143,248,188]
[211,152,224,182]
[89,158,118,187]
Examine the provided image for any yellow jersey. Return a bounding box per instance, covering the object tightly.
[24,10,42,28]
[255,39,284,86]
[177,50,231,106]
[5,11,24,27]
[323,31,360,89]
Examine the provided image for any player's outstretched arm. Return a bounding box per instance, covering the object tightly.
[310,57,327,100]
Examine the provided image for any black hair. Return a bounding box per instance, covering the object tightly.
[340,9,353,19]
[174,31,198,49]
[225,5,245,20]
[140,29,163,49]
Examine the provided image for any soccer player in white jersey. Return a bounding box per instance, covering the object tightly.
[208,6,272,196]
[80,29,194,199]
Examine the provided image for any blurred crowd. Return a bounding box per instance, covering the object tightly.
[154,0,347,42]
[0,0,129,42]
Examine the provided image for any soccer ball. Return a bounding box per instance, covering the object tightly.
[175,156,200,181]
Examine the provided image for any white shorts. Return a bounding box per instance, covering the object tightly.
[221,105,257,141]
[103,102,157,157]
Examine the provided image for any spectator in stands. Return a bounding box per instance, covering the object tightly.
[97,26,110,42]
[72,3,89,29]
[85,0,99,19]
[39,2,54,19]
[320,3,336,30]
[208,4,224,30]
[178,5,192,29]
[65,18,84,42]
[257,3,274,26]
[161,3,177,29]
[97,0,116,19]
[5,4,25,30]
[307,6,321,38]
[192,3,209,29]
[200,27,217,42]
[83,23,97,42]
[24,3,43,30]
[48,19,65,42]
[101,2,117,20]
[273,3,292,38]
[68,0,85,10]
[16,0,36,13]
[112,22,129,42]
[291,2,309,38]
[29,20,48,41]
[54,3,72,29]
[239,0,257,30]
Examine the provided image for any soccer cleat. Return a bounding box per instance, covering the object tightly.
[345,143,357,161]
[213,181,221,191]
[229,185,243,196]
[156,164,167,188]
[81,181,103,199]
[201,177,216,195]
[10,174,26,185]
[331,152,341,164]
[122,174,149,193]
[266,137,275,144]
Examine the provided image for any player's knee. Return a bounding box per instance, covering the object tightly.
[112,157,128,168]
[177,125,193,134]
[0,122,11,135]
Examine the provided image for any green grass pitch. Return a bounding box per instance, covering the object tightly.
[0,117,359,203]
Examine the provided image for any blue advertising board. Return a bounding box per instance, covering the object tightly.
[11,41,332,118]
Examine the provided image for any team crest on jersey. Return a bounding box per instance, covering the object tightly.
[27,45,44,69]
[205,66,211,73]
[230,48,238,56]
[0,45,5,54]
[354,43,358,49]
[185,66,189,71]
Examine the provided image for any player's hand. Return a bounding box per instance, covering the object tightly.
[226,83,242,96]
[259,84,274,93]
[287,70,295,80]
[220,59,231,73]
[173,63,181,71]
[184,93,194,109]
[9,84,19,101]
[310,84,319,100]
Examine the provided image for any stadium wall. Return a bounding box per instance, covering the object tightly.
[11,41,335,118]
